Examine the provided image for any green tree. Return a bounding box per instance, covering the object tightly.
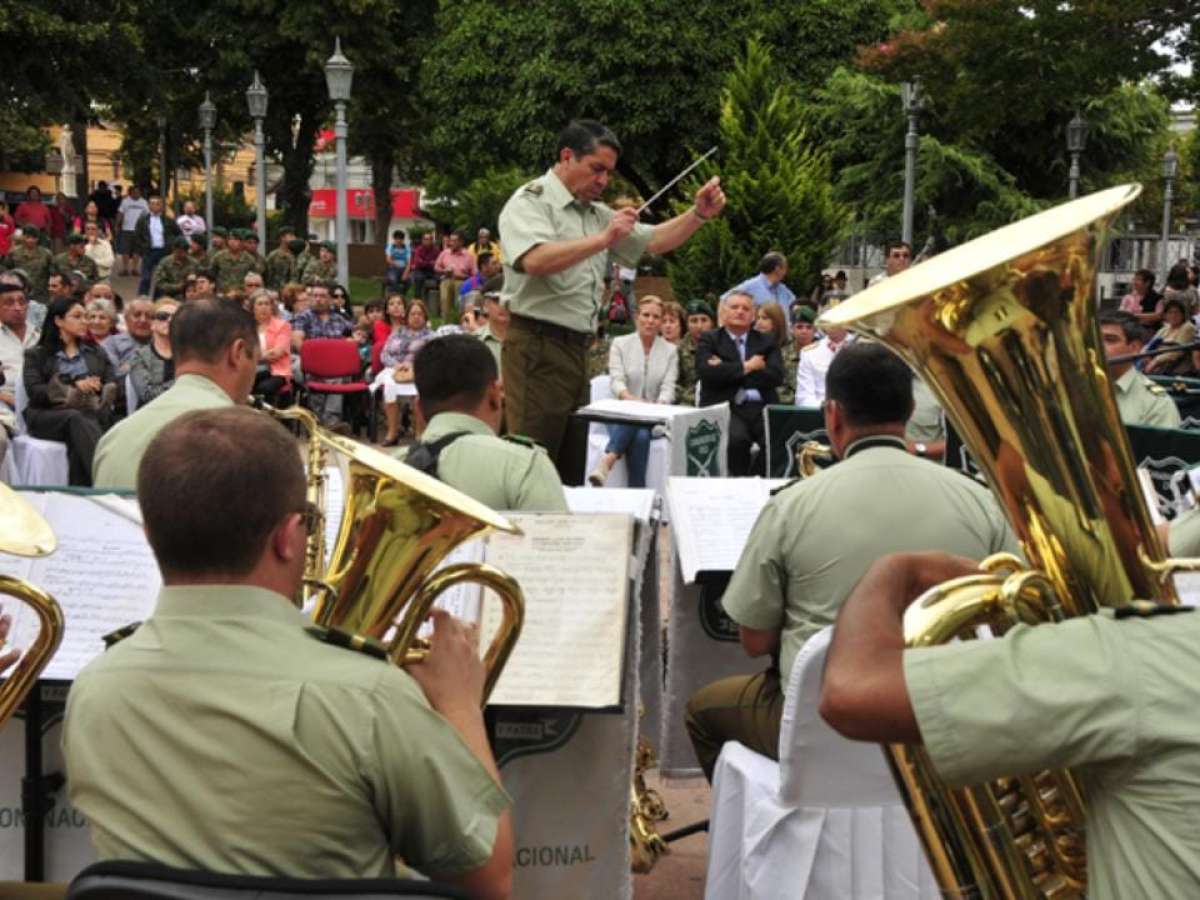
[666,40,846,299]
[423,167,536,236]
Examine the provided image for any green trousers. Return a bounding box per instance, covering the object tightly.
[501,318,589,468]
[685,667,784,783]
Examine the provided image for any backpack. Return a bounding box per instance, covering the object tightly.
[608,289,629,324]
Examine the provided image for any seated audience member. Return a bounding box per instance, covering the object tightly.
[65,406,514,897]
[376,294,408,355]
[404,334,567,512]
[83,221,115,281]
[697,291,784,476]
[0,274,39,470]
[660,299,686,345]
[243,271,265,296]
[1099,310,1181,429]
[374,299,434,446]
[192,270,218,299]
[352,321,373,371]
[251,289,292,405]
[363,298,385,336]
[129,299,179,406]
[85,297,118,344]
[92,298,259,489]
[685,343,1016,780]
[23,296,117,485]
[1120,268,1162,328]
[676,301,715,406]
[291,282,352,349]
[153,237,196,300]
[1163,262,1199,317]
[405,230,441,303]
[475,292,508,370]
[795,323,849,407]
[279,281,306,322]
[330,283,351,316]
[775,304,814,405]
[101,296,154,377]
[589,298,677,488]
[1144,298,1196,376]
[820,550,1200,900]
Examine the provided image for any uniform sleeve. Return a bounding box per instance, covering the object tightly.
[499,191,556,272]
[904,615,1138,787]
[515,449,570,512]
[721,500,788,630]
[795,354,818,407]
[368,670,512,876]
[609,222,654,270]
[1150,393,1182,429]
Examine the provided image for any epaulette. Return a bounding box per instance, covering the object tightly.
[522,181,544,197]
[1148,383,1169,396]
[102,621,141,648]
[770,477,803,496]
[306,625,389,660]
[1114,602,1194,619]
[503,433,542,450]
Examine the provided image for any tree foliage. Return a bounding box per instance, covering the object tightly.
[424,167,536,236]
[666,41,846,298]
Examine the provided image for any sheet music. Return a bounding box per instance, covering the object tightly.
[2,493,161,682]
[565,487,657,523]
[667,477,788,582]
[482,513,632,707]
[417,538,487,639]
[578,397,701,424]
[322,465,344,568]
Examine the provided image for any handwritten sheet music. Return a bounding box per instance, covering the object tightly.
[667,477,789,582]
[481,513,632,707]
[1,493,160,682]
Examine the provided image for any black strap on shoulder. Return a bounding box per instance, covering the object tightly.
[402,430,473,479]
[1114,603,1194,620]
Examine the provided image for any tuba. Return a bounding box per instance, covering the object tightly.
[0,484,65,729]
[818,184,1195,898]
[264,404,525,703]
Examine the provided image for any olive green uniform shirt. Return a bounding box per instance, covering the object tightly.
[476,326,503,370]
[152,253,196,298]
[4,244,54,300]
[265,248,297,289]
[398,411,568,512]
[905,610,1200,899]
[53,250,99,282]
[210,249,261,293]
[723,437,1017,690]
[905,377,945,443]
[1169,504,1200,556]
[63,585,510,879]
[303,258,338,287]
[92,373,233,489]
[498,168,653,333]
[1113,366,1180,429]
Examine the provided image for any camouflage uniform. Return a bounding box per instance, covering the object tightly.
[153,253,197,299]
[265,249,297,289]
[675,335,700,406]
[53,251,99,282]
[4,244,54,301]
[250,251,268,275]
[302,258,337,287]
[778,342,799,405]
[295,250,316,282]
[210,249,261,294]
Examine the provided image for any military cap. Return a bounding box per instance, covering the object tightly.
[687,300,715,319]
[171,236,190,250]
[20,225,40,239]
[211,226,228,237]
[244,231,260,243]
[67,232,87,245]
[278,225,297,237]
[320,240,337,253]
[792,306,817,324]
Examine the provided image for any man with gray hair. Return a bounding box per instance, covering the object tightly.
[721,251,795,308]
[0,273,40,469]
[101,296,155,378]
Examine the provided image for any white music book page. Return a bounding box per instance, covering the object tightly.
[0,492,161,682]
[480,513,633,708]
[565,486,657,523]
[667,477,789,582]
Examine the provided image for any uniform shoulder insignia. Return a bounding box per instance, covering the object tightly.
[306,625,389,660]
[800,342,821,353]
[1114,601,1194,619]
[102,621,142,648]
[522,181,544,196]
[1148,383,1168,396]
[503,432,542,450]
[770,476,803,496]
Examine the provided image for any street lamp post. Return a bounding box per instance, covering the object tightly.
[246,71,269,250]
[198,93,217,251]
[1160,146,1180,285]
[1066,111,1088,200]
[325,39,354,288]
[900,80,925,246]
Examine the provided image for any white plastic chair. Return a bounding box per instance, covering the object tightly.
[584,375,670,492]
[705,627,937,899]
[9,377,70,486]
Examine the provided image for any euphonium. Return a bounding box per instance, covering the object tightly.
[819,184,1195,898]
[263,404,525,703]
[0,483,64,729]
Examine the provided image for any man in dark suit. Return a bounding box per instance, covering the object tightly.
[133,195,181,297]
[698,290,784,476]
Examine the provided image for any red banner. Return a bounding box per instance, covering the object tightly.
[308,188,421,219]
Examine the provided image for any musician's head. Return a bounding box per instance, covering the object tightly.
[414,335,503,433]
[823,342,913,457]
[171,298,259,401]
[555,120,622,202]
[1098,310,1145,378]
[139,407,308,595]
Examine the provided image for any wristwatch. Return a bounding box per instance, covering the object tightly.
[914,442,928,457]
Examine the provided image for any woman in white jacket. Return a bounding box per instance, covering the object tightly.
[589,295,678,488]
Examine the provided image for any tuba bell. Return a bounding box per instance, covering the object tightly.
[263,404,525,703]
[0,483,65,730]
[819,184,1197,898]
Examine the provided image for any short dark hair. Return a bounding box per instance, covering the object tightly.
[1134,268,1156,286]
[886,240,913,256]
[476,252,493,268]
[558,120,622,159]
[1163,297,1188,318]
[392,229,404,239]
[138,407,305,579]
[1167,263,1190,291]
[759,251,787,276]
[195,269,216,283]
[1099,309,1144,344]
[364,299,383,314]
[414,335,498,417]
[825,342,913,427]
[170,297,257,365]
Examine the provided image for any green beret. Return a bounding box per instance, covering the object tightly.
[244,231,260,243]
[686,300,714,319]
[212,226,228,237]
[20,226,40,239]
[278,225,297,237]
[792,305,817,324]
[67,232,86,245]
[287,238,307,255]
[320,240,337,254]
[233,228,253,240]
[172,236,190,250]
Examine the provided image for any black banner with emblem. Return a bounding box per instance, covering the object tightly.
[763,405,829,478]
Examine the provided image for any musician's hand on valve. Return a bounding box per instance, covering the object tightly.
[404,608,487,712]
[894,551,985,613]
[0,610,18,674]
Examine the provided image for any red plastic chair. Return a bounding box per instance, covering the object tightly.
[299,338,375,441]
